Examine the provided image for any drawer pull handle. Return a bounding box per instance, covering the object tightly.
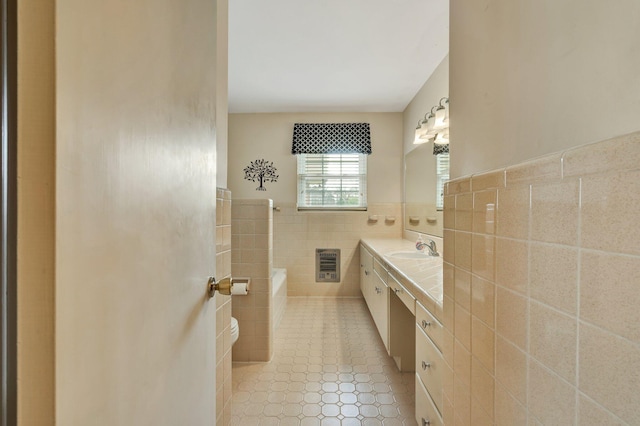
[375,287,382,294]
[421,320,431,328]
[365,270,369,276]
[422,361,431,370]
[394,288,401,294]
[422,418,431,426]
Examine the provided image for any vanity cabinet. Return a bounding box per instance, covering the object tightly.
[360,246,389,352]
[358,240,444,426]
[415,301,444,425]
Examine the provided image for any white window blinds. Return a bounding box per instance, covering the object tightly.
[436,153,449,210]
[297,153,367,210]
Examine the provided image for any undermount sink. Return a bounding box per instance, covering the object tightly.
[387,251,431,259]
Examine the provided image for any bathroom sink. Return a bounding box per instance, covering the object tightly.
[387,251,431,259]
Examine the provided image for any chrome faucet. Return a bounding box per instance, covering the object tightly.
[416,239,440,256]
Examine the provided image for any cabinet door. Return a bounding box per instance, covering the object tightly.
[359,245,374,307]
[372,268,389,352]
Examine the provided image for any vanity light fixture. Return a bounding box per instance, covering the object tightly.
[412,97,449,145]
[413,119,427,144]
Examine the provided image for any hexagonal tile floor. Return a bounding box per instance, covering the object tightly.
[231,297,417,426]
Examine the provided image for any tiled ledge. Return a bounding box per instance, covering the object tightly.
[360,238,443,319]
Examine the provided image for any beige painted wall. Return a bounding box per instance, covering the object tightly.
[450,0,640,178]
[216,0,229,188]
[228,112,403,204]
[402,55,449,237]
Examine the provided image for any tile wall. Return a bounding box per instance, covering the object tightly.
[231,199,274,362]
[442,131,640,425]
[273,202,403,297]
[215,188,233,426]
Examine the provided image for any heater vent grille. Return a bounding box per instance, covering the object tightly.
[316,249,340,282]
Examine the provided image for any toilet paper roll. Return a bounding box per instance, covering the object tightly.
[231,282,248,295]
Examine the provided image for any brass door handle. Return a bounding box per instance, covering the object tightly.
[207,276,233,298]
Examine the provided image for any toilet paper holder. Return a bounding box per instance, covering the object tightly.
[207,276,250,298]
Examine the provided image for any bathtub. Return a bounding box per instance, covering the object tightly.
[272,267,287,331]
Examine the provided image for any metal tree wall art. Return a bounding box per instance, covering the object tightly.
[243,159,279,191]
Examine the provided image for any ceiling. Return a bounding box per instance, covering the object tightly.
[228,0,449,113]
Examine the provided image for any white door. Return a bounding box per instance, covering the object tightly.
[55,0,219,424]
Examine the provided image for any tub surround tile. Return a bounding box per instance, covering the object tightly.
[447,176,472,195]
[455,192,474,232]
[494,382,527,426]
[471,233,495,281]
[455,268,472,310]
[471,317,494,374]
[454,231,472,271]
[496,287,528,350]
[471,274,495,328]
[471,356,494,418]
[578,395,627,426]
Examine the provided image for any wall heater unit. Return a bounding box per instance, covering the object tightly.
[316,249,340,282]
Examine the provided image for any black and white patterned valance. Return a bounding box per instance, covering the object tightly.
[292,123,372,155]
[433,143,449,155]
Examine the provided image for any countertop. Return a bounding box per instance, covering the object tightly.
[360,238,444,320]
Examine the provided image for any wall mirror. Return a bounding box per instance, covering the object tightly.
[404,143,448,238]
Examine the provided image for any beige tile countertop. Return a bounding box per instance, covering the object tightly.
[360,238,443,320]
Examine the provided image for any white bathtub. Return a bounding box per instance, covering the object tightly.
[272,268,287,331]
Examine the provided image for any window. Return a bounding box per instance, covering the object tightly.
[435,153,449,210]
[297,153,367,210]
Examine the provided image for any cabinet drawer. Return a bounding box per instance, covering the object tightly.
[416,325,443,413]
[373,258,388,283]
[416,301,444,351]
[389,274,415,314]
[416,373,443,426]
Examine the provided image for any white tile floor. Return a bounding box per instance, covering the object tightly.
[231,297,417,426]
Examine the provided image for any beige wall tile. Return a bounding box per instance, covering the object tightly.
[471,394,494,426]
[471,317,494,374]
[455,268,472,310]
[578,395,627,426]
[442,357,455,402]
[442,295,455,332]
[579,323,640,425]
[563,131,640,178]
[531,179,580,245]
[448,176,472,195]
[444,194,456,230]
[455,339,472,387]
[473,189,497,235]
[496,186,530,239]
[471,234,495,281]
[454,377,471,426]
[580,250,640,343]
[455,231,472,271]
[581,170,640,256]
[528,360,576,425]
[455,304,472,351]
[443,261,455,299]
[471,274,495,328]
[471,170,505,192]
[496,287,528,350]
[471,356,494,419]
[443,229,456,264]
[455,193,474,231]
[530,242,578,315]
[505,152,562,187]
[495,336,527,405]
[494,383,527,426]
[495,237,528,294]
[529,301,577,384]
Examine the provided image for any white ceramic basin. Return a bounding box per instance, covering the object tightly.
[387,251,431,259]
